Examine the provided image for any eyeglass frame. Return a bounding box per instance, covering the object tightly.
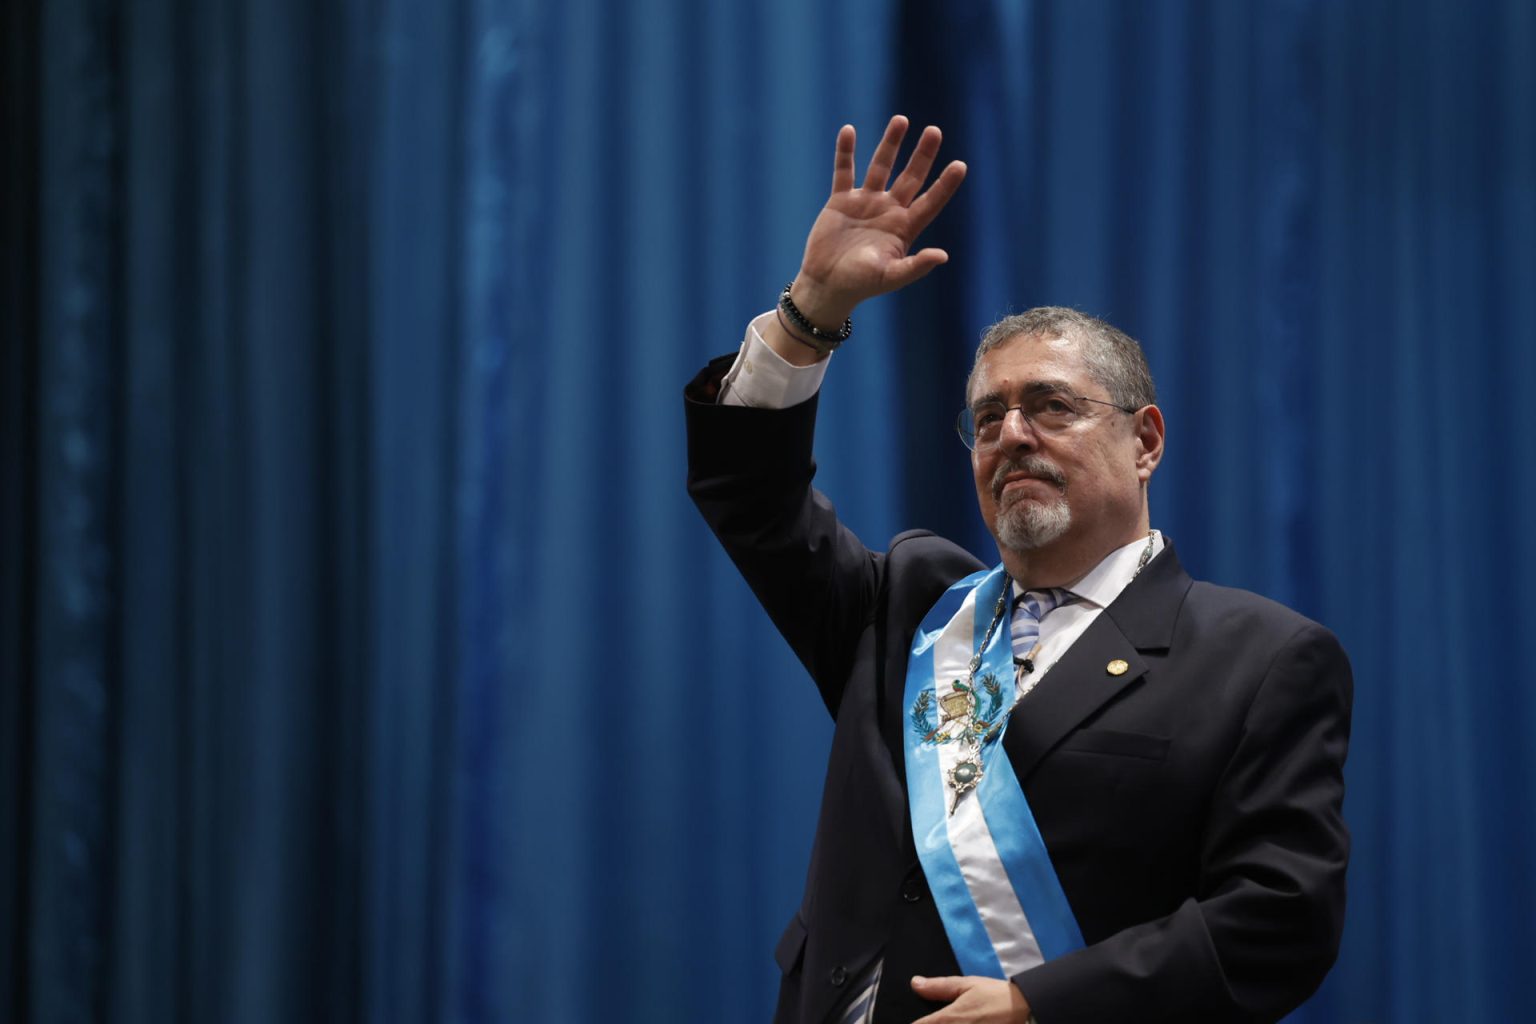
[955,389,1140,451]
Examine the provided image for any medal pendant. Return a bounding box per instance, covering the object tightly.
[947,758,984,815]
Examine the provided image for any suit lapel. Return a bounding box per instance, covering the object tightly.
[1001,544,1192,783]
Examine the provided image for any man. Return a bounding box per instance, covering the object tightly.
[685,116,1351,1024]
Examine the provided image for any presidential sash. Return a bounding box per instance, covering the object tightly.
[903,565,1085,977]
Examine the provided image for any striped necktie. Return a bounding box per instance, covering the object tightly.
[1011,588,1073,685]
[835,960,882,1024]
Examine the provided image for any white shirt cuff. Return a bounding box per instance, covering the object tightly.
[718,311,830,409]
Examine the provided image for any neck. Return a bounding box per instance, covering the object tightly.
[999,519,1150,590]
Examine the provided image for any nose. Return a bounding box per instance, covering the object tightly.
[996,406,1039,451]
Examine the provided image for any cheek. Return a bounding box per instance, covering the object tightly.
[1079,445,1141,504]
[1085,439,1135,477]
[972,456,995,509]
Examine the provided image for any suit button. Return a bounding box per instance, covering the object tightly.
[901,876,925,902]
[830,965,848,987]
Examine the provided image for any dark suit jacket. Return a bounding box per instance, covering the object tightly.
[685,361,1352,1024]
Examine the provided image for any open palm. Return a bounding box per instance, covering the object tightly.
[793,115,967,323]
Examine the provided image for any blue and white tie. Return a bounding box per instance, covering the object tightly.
[1011,588,1073,692]
[836,960,882,1024]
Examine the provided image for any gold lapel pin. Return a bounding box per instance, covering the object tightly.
[1106,659,1130,676]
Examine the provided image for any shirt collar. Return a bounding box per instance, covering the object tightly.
[1013,529,1164,610]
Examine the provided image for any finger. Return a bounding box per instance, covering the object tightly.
[888,125,942,206]
[862,114,910,192]
[907,159,968,234]
[909,974,967,1001]
[831,124,856,193]
[908,975,961,1024]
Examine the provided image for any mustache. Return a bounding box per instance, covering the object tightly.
[992,455,1067,499]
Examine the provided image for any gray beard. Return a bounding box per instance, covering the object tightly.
[996,495,1072,551]
[991,454,1071,551]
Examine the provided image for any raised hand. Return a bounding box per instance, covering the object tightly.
[788,115,967,331]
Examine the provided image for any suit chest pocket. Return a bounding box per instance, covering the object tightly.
[1055,728,1170,761]
[1040,729,1179,850]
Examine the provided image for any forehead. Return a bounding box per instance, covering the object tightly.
[967,333,1092,403]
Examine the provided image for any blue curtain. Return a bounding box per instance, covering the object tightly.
[891,4,1536,1021]
[3,1,1532,1022]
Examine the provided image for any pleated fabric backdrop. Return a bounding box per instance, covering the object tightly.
[2,1,1532,1022]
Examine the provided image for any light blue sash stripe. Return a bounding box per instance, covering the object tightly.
[905,564,1085,975]
[979,752,1086,959]
[906,568,1002,977]
[908,568,991,657]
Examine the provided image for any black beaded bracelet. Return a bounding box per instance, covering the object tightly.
[779,282,853,346]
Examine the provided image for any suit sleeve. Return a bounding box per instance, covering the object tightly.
[685,356,882,717]
[1014,621,1353,1023]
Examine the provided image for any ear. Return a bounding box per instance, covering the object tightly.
[1132,404,1165,482]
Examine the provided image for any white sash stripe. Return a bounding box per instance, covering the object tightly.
[947,787,1045,974]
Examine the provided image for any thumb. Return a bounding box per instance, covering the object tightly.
[910,974,968,1001]
[884,248,950,292]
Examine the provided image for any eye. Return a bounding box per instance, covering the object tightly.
[973,405,1006,428]
[1025,392,1080,429]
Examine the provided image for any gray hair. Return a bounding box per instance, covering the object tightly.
[966,307,1157,410]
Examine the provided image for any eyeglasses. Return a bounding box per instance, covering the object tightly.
[956,388,1137,451]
